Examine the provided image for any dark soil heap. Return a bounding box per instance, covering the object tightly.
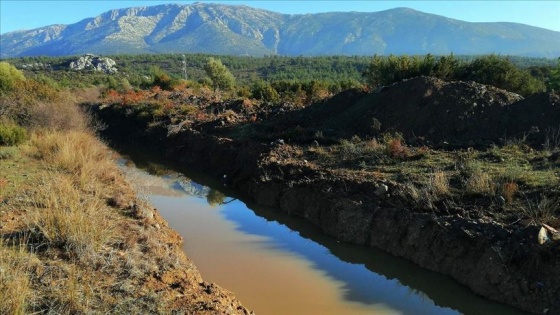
[365,77,559,147]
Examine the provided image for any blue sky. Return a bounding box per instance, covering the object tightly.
[1,1,559,34]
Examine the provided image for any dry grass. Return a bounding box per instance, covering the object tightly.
[501,182,519,204]
[429,170,450,196]
[39,264,94,314]
[404,184,439,210]
[403,171,450,211]
[1,128,122,312]
[27,100,87,132]
[0,123,217,313]
[465,171,495,195]
[28,174,118,260]
[520,196,559,225]
[0,241,35,315]
[0,81,234,313]
[27,130,119,187]
[21,129,121,261]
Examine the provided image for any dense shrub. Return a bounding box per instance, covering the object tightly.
[362,54,546,96]
[0,122,27,146]
[458,55,546,96]
[363,54,441,87]
[548,58,560,91]
[0,62,25,94]
[153,72,173,91]
[251,80,279,102]
[204,58,236,91]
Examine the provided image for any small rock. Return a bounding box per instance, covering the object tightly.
[538,227,549,245]
[143,209,154,221]
[375,184,389,196]
[133,203,154,221]
[552,232,560,242]
[276,139,285,145]
[311,140,320,147]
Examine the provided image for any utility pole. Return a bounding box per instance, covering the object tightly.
[182,54,188,80]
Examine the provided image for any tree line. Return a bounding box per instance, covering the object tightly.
[3,53,559,100]
[362,54,557,96]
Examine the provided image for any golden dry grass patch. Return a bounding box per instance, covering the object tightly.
[28,173,119,260]
[0,240,38,315]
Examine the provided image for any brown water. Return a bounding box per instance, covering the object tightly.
[119,155,528,315]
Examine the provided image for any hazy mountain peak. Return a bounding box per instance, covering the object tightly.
[1,3,558,58]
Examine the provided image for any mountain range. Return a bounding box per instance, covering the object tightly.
[1,3,559,58]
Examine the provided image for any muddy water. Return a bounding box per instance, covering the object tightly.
[118,154,527,315]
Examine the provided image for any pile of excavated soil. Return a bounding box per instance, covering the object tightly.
[357,76,559,147]
[367,76,523,144]
[225,76,559,148]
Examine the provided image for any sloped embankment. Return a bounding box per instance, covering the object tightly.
[0,130,252,314]
[93,77,560,314]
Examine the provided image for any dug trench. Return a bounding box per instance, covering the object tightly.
[92,76,560,314]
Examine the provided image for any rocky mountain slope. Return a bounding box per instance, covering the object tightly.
[2,3,559,58]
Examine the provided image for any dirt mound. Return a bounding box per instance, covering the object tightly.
[502,92,560,145]
[243,77,558,148]
[363,76,524,145]
[344,76,560,147]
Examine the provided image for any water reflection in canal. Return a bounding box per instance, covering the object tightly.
[118,153,526,315]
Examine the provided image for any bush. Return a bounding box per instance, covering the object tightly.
[0,122,27,146]
[458,55,546,96]
[383,133,410,159]
[362,54,546,96]
[0,62,25,94]
[251,80,279,102]
[0,147,16,159]
[153,72,173,91]
[204,57,236,91]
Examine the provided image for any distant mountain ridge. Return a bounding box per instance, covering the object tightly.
[1,3,559,58]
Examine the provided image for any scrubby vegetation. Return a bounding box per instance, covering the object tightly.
[0,122,27,146]
[5,53,555,222]
[4,54,558,99]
